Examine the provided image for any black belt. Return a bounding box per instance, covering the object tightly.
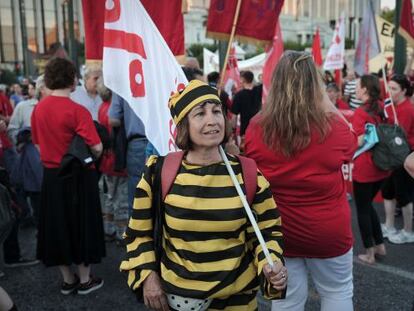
[128,134,146,141]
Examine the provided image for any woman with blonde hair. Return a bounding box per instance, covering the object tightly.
[245,51,357,311]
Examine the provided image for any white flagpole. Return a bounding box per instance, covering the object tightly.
[219,146,274,267]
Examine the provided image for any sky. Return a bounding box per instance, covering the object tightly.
[381,0,395,9]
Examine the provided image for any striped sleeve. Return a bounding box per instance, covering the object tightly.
[119,155,158,291]
[246,170,285,300]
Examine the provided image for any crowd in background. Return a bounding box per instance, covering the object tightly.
[1,53,414,310]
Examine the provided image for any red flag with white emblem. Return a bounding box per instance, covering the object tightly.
[222,45,241,98]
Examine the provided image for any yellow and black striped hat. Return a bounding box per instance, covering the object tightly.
[169,80,221,125]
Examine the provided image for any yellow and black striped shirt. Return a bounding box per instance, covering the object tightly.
[120,154,284,301]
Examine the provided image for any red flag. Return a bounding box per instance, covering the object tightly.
[262,21,283,103]
[82,0,185,61]
[222,45,241,97]
[82,0,106,60]
[206,0,284,45]
[398,0,414,46]
[140,0,185,55]
[334,69,342,88]
[312,28,323,67]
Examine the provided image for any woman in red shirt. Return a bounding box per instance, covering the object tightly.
[245,51,357,311]
[381,74,414,244]
[31,58,105,295]
[351,75,389,264]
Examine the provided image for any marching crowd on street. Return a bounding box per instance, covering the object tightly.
[1,52,414,311]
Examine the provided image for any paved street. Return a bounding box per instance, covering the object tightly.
[2,200,414,311]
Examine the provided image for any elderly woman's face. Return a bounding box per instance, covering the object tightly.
[187,102,225,150]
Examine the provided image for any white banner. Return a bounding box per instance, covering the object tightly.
[103,0,188,155]
[324,13,346,70]
[203,48,266,79]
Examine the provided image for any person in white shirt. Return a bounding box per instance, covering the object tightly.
[7,76,50,144]
[70,66,103,120]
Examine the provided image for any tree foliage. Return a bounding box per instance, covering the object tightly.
[381,8,395,24]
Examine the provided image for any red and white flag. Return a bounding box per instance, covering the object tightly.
[324,13,346,70]
[102,0,188,155]
[262,21,283,103]
[81,0,185,61]
[222,45,241,97]
[312,27,323,67]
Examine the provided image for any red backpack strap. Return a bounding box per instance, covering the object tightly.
[161,151,185,201]
[236,155,258,206]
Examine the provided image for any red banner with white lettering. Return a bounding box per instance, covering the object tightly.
[82,0,185,61]
[206,0,285,45]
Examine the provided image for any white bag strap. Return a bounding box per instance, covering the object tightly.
[219,146,274,267]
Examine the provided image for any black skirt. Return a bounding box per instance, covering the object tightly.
[37,168,105,266]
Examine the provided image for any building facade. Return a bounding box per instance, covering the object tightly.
[0,0,83,74]
[0,0,383,74]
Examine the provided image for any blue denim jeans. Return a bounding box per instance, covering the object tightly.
[127,138,148,216]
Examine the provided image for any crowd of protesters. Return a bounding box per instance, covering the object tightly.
[1,52,414,311]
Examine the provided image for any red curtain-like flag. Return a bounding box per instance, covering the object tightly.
[262,21,283,104]
[312,28,323,67]
[140,0,185,56]
[398,0,414,46]
[82,0,106,61]
[206,0,285,45]
[82,0,185,61]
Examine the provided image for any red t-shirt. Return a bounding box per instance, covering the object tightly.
[336,98,350,110]
[351,104,391,182]
[0,92,13,117]
[31,95,101,168]
[245,114,357,258]
[392,99,414,149]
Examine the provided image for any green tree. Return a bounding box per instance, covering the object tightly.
[245,46,265,59]
[284,40,311,51]
[187,43,218,69]
[0,69,17,85]
[381,8,395,23]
